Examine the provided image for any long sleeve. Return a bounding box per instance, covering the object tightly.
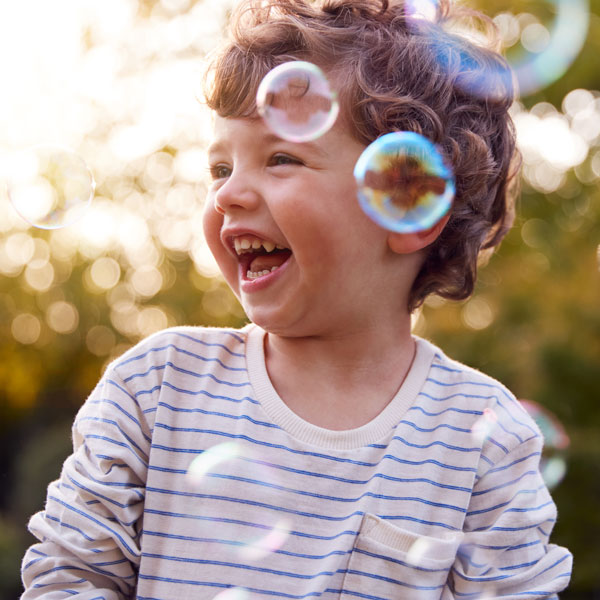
[21,366,152,599]
[443,430,572,599]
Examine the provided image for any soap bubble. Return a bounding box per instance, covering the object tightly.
[186,442,291,561]
[6,145,94,230]
[354,131,454,233]
[520,400,570,489]
[507,0,590,97]
[471,408,499,444]
[423,0,589,99]
[256,61,339,142]
[406,537,434,566]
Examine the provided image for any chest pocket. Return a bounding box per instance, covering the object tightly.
[339,514,463,599]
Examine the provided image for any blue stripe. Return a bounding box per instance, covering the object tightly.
[83,434,148,468]
[473,470,538,497]
[466,487,547,516]
[89,398,151,442]
[77,417,148,459]
[399,419,471,434]
[487,452,542,475]
[44,513,98,542]
[154,409,279,431]
[168,469,466,511]
[116,343,246,372]
[123,361,251,387]
[353,547,448,573]
[142,529,351,560]
[146,462,471,493]
[142,508,359,541]
[391,432,479,453]
[106,379,141,409]
[151,436,477,473]
[142,551,340,580]
[47,496,139,558]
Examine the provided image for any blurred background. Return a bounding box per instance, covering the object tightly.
[0,0,598,598]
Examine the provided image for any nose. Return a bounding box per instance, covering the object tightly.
[213,169,262,215]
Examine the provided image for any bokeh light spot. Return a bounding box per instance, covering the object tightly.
[11,313,42,345]
[89,257,122,291]
[86,325,117,357]
[46,300,79,335]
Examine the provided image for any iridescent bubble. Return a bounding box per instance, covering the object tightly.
[508,0,590,97]
[405,0,438,21]
[520,400,570,489]
[471,408,499,445]
[6,145,94,230]
[354,131,454,233]
[256,61,339,142]
[186,442,291,561]
[422,0,589,98]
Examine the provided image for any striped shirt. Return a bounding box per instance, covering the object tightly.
[21,324,572,599]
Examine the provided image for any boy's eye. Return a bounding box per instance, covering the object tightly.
[209,164,232,180]
[270,154,302,167]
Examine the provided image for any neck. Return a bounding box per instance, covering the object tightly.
[262,317,417,429]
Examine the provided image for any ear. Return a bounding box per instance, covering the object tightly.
[387,213,450,255]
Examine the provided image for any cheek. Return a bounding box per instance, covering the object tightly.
[201,198,222,252]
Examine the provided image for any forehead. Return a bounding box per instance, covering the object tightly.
[208,114,363,159]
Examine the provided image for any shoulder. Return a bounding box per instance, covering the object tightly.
[103,324,252,397]
[416,336,542,452]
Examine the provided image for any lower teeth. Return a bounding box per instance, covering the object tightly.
[247,266,278,280]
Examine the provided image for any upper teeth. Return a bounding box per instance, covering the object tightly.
[234,236,285,255]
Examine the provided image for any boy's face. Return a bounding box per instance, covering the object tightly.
[203,115,408,336]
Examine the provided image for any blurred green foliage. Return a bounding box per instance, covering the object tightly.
[1,1,600,599]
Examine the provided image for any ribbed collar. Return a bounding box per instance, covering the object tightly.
[244,324,435,450]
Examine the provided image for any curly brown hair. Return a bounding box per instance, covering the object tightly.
[203,0,520,311]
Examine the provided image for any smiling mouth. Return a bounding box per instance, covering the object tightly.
[233,235,292,280]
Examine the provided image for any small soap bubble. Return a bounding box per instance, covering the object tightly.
[471,408,499,444]
[6,145,95,230]
[406,537,433,566]
[520,400,570,489]
[354,131,454,233]
[406,0,438,21]
[186,442,290,561]
[256,61,339,142]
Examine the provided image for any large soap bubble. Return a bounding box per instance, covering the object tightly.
[354,131,454,233]
[411,0,589,98]
[6,144,94,230]
[186,442,291,563]
[256,61,339,143]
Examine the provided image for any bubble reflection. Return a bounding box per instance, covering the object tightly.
[186,442,291,562]
[471,408,499,445]
[354,131,454,233]
[256,61,339,143]
[6,145,94,230]
[520,400,569,489]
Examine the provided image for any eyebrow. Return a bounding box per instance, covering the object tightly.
[208,132,330,159]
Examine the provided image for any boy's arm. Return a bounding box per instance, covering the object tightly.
[443,431,572,599]
[20,366,150,599]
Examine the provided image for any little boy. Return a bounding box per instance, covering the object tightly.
[21,1,572,598]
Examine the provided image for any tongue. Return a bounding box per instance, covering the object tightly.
[249,251,291,273]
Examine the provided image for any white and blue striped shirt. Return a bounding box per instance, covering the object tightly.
[21,324,572,599]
